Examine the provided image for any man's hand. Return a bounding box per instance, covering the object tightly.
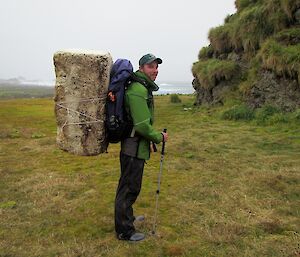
[150,142,157,152]
[162,132,168,142]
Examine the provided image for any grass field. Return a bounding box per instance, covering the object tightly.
[0,95,299,257]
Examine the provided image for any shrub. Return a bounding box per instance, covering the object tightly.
[292,108,300,120]
[267,113,289,124]
[9,129,20,138]
[0,201,16,209]
[255,105,282,124]
[170,94,182,103]
[221,104,255,120]
[31,132,46,139]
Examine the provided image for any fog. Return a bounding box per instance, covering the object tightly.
[0,0,236,83]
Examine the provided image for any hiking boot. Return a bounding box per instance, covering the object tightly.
[134,215,145,222]
[117,232,145,242]
[129,232,145,241]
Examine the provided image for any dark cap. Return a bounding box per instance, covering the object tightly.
[139,53,163,66]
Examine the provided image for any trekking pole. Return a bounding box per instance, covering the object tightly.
[151,128,167,235]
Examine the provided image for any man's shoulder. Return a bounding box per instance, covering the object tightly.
[126,81,147,97]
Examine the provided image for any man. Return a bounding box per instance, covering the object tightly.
[114,53,168,242]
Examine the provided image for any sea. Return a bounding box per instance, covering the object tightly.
[154,82,195,95]
[12,80,195,95]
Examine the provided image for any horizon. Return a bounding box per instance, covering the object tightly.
[0,76,194,85]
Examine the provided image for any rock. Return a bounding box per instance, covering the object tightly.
[248,71,300,111]
[20,146,32,151]
[192,78,213,105]
[227,52,241,62]
[53,49,113,156]
[294,8,300,24]
[218,53,228,60]
[193,71,242,107]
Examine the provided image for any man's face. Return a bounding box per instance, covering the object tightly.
[139,61,159,81]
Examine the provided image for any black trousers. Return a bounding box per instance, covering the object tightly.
[114,151,145,239]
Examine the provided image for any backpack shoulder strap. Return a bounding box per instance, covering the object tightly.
[126,73,147,87]
[126,73,153,100]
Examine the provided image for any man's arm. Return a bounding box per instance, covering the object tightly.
[126,85,163,144]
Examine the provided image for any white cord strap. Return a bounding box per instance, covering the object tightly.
[55,97,106,129]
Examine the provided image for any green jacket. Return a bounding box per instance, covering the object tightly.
[124,70,163,160]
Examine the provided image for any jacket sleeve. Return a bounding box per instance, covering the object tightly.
[126,85,163,144]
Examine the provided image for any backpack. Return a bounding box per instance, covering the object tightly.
[105,59,146,143]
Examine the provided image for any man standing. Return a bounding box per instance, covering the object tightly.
[114,54,168,242]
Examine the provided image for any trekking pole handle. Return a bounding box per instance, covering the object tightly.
[161,128,167,155]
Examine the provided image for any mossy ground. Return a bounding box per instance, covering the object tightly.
[0,96,299,257]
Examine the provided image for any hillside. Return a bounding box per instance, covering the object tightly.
[192,0,300,111]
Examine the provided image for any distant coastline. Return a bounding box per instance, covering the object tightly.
[0,78,195,99]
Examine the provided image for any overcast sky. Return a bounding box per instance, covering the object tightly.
[0,0,236,83]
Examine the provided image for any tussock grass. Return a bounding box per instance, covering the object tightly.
[235,0,262,12]
[280,0,300,19]
[259,39,300,81]
[221,102,300,125]
[208,0,288,56]
[0,96,299,256]
[192,59,238,89]
[198,45,214,60]
[221,104,255,121]
[208,24,233,55]
[274,28,300,45]
[170,94,182,103]
[194,0,300,110]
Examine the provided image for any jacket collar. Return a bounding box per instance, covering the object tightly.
[134,70,159,92]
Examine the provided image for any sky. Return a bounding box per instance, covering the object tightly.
[0,0,236,83]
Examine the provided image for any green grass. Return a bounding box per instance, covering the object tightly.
[0,96,299,256]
